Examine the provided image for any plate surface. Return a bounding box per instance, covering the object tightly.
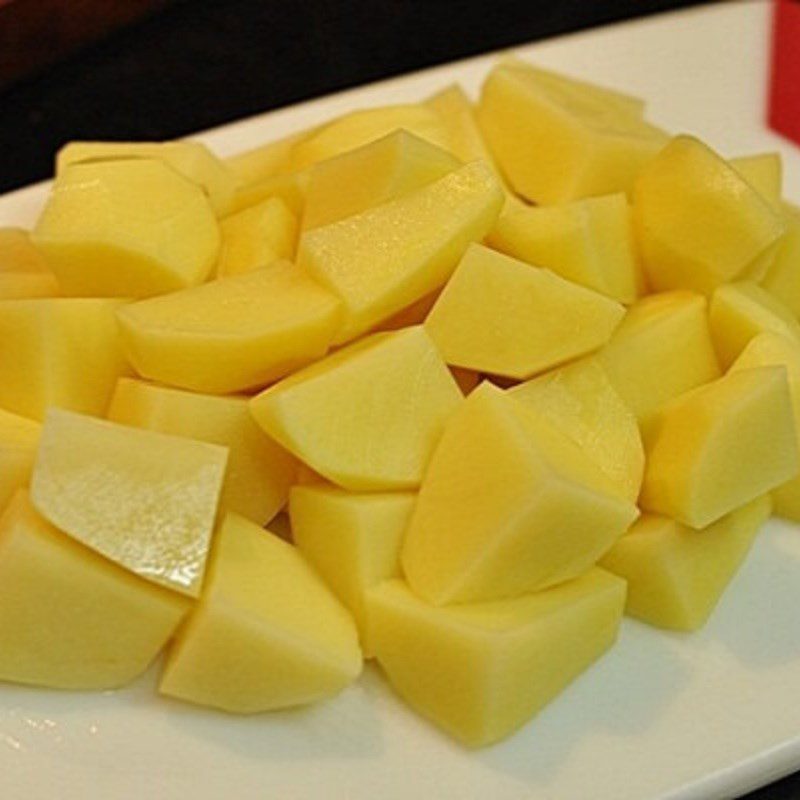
[1,2,799,798]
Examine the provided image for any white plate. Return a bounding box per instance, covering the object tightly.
[2,2,800,798]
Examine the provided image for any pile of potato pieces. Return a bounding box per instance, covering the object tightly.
[0,56,798,748]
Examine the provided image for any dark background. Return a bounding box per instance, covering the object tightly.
[1,0,798,797]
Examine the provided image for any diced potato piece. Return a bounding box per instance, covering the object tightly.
[600,496,771,631]
[425,244,624,379]
[510,357,644,502]
[708,281,800,368]
[216,197,297,277]
[57,140,237,216]
[477,59,666,204]
[450,366,480,395]
[425,84,524,213]
[108,378,296,525]
[633,136,785,294]
[31,409,228,598]
[0,298,130,420]
[302,130,459,231]
[402,382,638,605]
[373,290,439,332]
[290,485,414,655]
[730,153,782,211]
[762,204,800,318]
[488,193,644,303]
[641,367,798,528]
[0,491,188,689]
[250,326,462,491]
[0,228,59,299]
[117,263,341,394]
[368,568,625,747]
[730,333,800,521]
[298,160,503,344]
[228,170,309,216]
[159,513,362,713]
[32,160,220,298]
[290,104,451,171]
[226,130,309,187]
[598,291,721,434]
[0,409,40,510]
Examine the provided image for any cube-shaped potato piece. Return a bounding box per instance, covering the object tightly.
[425,244,624,380]
[216,197,297,277]
[600,496,771,631]
[641,367,798,528]
[0,228,59,299]
[367,569,625,747]
[709,281,800,368]
[290,104,450,171]
[56,139,237,216]
[633,136,785,294]
[108,378,296,525]
[33,160,220,298]
[0,409,40,510]
[117,263,341,394]
[31,409,228,598]
[477,59,666,204]
[598,291,721,435]
[290,485,414,655]
[298,160,504,344]
[302,130,459,231]
[402,382,638,605]
[730,332,800,521]
[762,205,800,318]
[510,356,644,502]
[730,152,782,212]
[0,298,130,420]
[226,130,308,188]
[0,492,188,689]
[160,513,362,713]
[488,193,644,303]
[250,326,462,491]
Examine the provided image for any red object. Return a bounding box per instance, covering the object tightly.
[769,0,800,145]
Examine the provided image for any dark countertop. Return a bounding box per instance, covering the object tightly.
[1,1,798,797]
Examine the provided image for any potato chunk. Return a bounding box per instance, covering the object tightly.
[0,298,130,420]
[56,139,237,216]
[402,382,638,605]
[33,160,220,298]
[709,280,800,368]
[761,204,800,318]
[601,496,771,631]
[730,332,800,521]
[31,409,228,598]
[641,367,798,528]
[250,326,462,491]
[477,58,665,204]
[510,356,644,502]
[425,244,624,379]
[488,193,644,303]
[108,378,296,525]
[368,569,625,747]
[298,160,503,344]
[117,263,341,394]
[0,492,188,689]
[598,291,721,434]
[633,136,785,294]
[160,513,362,713]
[730,152,782,211]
